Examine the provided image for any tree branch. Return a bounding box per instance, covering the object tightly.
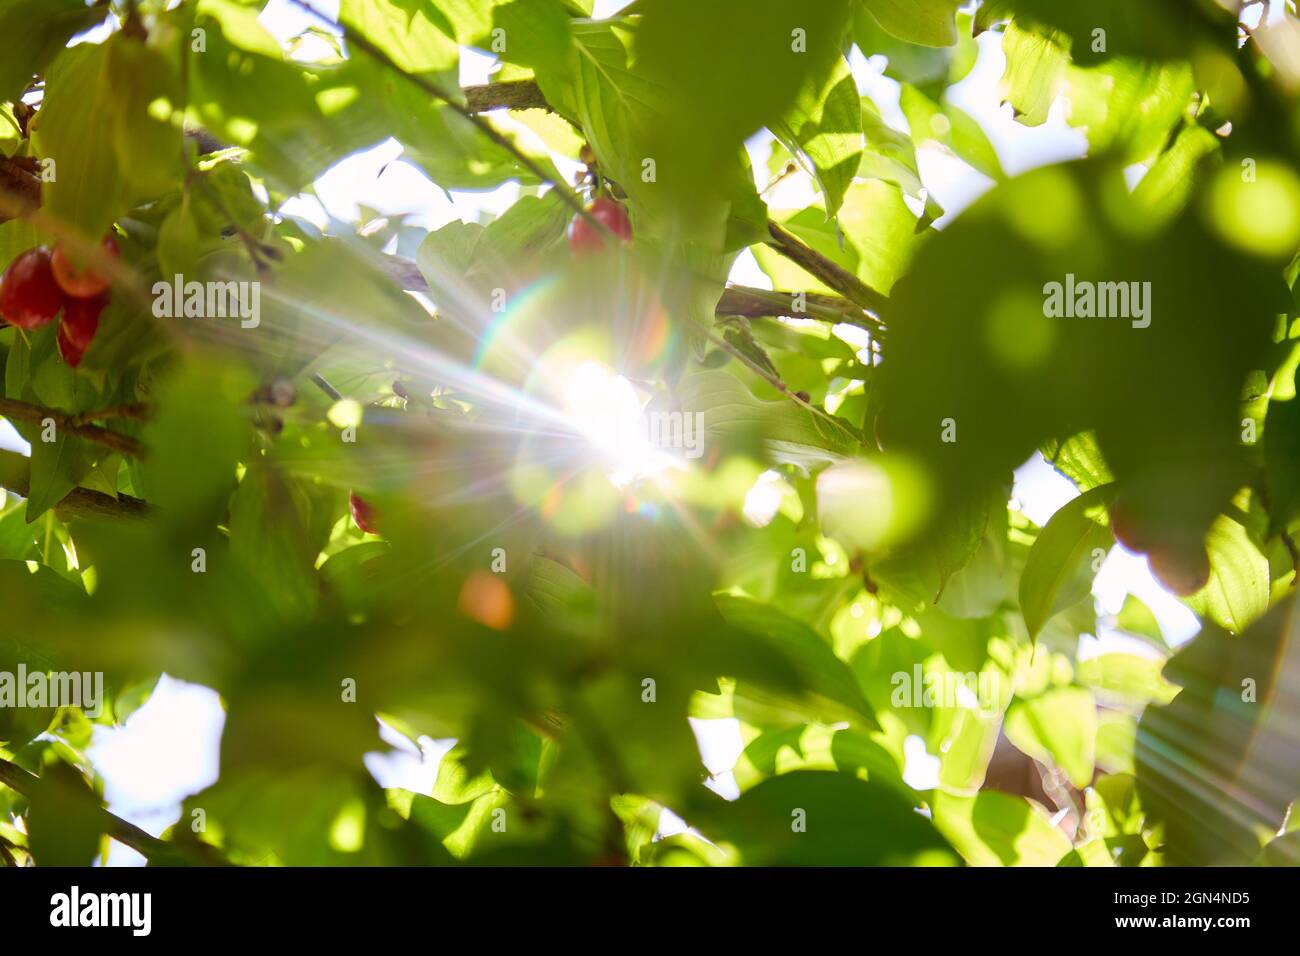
[765,222,890,316]
[0,398,146,458]
[714,285,883,331]
[0,155,41,225]
[382,252,876,328]
[286,0,608,235]
[0,449,149,520]
[463,80,551,113]
[0,756,227,865]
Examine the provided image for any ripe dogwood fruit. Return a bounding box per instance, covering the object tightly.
[0,248,65,329]
[1148,546,1211,597]
[57,294,107,367]
[569,197,632,255]
[1109,502,1155,554]
[350,491,379,535]
[51,236,119,299]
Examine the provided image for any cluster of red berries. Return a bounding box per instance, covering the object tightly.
[0,236,118,367]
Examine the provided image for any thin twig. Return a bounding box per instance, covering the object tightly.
[285,0,611,236]
[68,402,153,427]
[765,222,890,316]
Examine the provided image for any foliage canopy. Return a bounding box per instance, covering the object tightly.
[0,0,1299,868]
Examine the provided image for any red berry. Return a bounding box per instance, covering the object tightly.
[1148,547,1210,597]
[0,248,66,330]
[1109,502,1154,554]
[56,323,86,368]
[350,491,379,535]
[60,293,106,353]
[51,236,119,299]
[569,197,632,255]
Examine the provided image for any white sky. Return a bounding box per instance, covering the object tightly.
[0,0,1223,862]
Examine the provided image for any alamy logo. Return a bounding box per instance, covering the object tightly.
[644,411,705,460]
[1042,274,1151,328]
[50,887,151,936]
[587,408,706,461]
[152,274,260,328]
[890,665,1003,714]
[0,665,102,717]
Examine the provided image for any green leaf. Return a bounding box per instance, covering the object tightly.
[870,484,1001,609]
[691,770,957,865]
[1185,514,1270,633]
[756,180,926,296]
[191,3,388,191]
[1065,59,1195,165]
[632,0,852,195]
[899,84,1003,181]
[1264,395,1300,533]
[931,789,1073,866]
[1004,686,1097,787]
[1257,830,1300,867]
[1114,594,1165,646]
[26,760,104,867]
[715,592,880,728]
[934,700,1003,794]
[339,0,459,80]
[861,0,961,48]
[772,54,863,216]
[1019,484,1114,640]
[106,35,186,203]
[999,21,1068,127]
[470,191,571,276]
[1078,653,1177,707]
[0,0,108,104]
[25,431,84,523]
[158,196,203,283]
[492,0,574,79]
[677,369,860,470]
[1129,122,1219,227]
[852,6,949,84]
[0,497,37,559]
[1041,431,1113,491]
[139,363,250,522]
[432,0,503,44]
[980,0,1233,66]
[875,160,1281,569]
[31,42,124,243]
[522,554,595,633]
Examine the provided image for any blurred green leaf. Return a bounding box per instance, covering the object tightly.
[931,789,1073,866]
[1019,485,1113,640]
[1004,686,1097,787]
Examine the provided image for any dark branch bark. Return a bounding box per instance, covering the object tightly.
[714,285,883,330]
[0,155,41,224]
[463,80,551,113]
[765,222,890,316]
[0,398,146,458]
